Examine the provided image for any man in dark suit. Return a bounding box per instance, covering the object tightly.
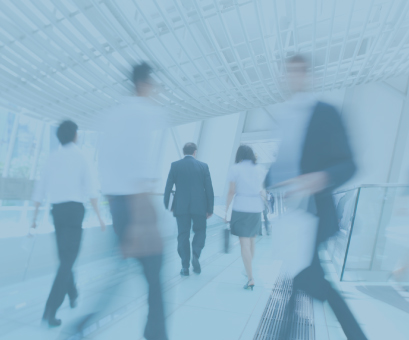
[265,55,367,340]
[164,142,214,276]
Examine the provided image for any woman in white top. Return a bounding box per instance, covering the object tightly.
[225,145,264,290]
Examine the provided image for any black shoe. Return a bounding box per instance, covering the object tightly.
[192,256,201,274]
[180,268,189,276]
[47,317,62,327]
[243,279,255,291]
[42,310,62,327]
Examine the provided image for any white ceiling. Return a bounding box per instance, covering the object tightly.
[0,0,408,128]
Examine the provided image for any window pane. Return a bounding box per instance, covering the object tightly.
[8,116,41,178]
[0,110,16,175]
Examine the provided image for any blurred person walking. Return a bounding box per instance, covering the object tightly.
[164,142,214,276]
[97,62,168,340]
[32,120,105,327]
[225,145,265,290]
[265,55,367,340]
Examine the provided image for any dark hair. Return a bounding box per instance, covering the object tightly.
[57,120,78,145]
[183,142,197,155]
[132,62,152,88]
[286,54,310,72]
[235,145,256,164]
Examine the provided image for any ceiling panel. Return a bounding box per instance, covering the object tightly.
[0,0,407,128]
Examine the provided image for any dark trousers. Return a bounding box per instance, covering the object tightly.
[109,195,167,340]
[175,214,207,269]
[279,251,367,340]
[44,202,85,318]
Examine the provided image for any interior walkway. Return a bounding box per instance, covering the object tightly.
[0,222,409,340]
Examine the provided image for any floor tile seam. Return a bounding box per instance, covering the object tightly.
[236,289,275,340]
[319,299,332,340]
[9,252,210,315]
[0,230,224,299]
[67,237,235,336]
[68,296,151,340]
[172,302,254,317]
[174,238,259,313]
[0,320,75,338]
[4,290,142,326]
[1,229,243,335]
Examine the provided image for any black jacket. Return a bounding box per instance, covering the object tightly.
[266,101,356,243]
[164,156,214,217]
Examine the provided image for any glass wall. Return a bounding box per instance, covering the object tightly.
[0,110,110,239]
[326,188,360,278]
[328,185,409,282]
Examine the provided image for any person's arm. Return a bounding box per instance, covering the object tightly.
[164,163,175,209]
[286,106,356,195]
[83,158,105,231]
[263,164,274,190]
[321,107,356,190]
[90,197,106,231]
[225,182,235,222]
[204,164,214,218]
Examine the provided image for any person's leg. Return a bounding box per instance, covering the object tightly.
[327,287,367,339]
[191,215,207,259]
[277,279,298,340]
[175,215,191,269]
[278,251,323,339]
[44,203,84,321]
[76,196,129,334]
[239,237,253,282]
[298,253,367,340]
[139,255,168,340]
[43,224,67,319]
[66,271,77,305]
[250,237,255,260]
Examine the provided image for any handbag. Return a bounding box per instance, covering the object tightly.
[271,190,318,278]
[121,194,163,258]
[167,190,175,211]
[223,225,230,253]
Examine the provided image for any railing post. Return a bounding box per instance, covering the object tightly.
[340,187,361,281]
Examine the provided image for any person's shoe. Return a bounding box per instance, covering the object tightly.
[243,279,255,291]
[192,256,201,274]
[180,268,189,276]
[47,317,62,327]
[42,310,62,327]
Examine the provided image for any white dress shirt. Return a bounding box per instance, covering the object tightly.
[98,96,167,195]
[268,92,317,186]
[228,160,264,213]
[33,143,99,204]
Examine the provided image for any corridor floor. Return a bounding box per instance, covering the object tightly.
[0,223,408,340]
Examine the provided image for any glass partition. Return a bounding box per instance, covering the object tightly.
[326,188,359,278]
[0,111,111,239]
[330,185,409,282]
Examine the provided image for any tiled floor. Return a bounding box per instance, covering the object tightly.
[1,223,409,340]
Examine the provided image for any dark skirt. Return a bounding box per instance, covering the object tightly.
[230,210,262,237]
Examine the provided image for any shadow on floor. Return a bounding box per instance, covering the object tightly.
[356,286,409,314]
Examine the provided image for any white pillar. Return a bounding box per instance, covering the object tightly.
[196,112,246,198]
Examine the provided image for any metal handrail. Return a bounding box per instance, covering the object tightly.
[333,183,409,195]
